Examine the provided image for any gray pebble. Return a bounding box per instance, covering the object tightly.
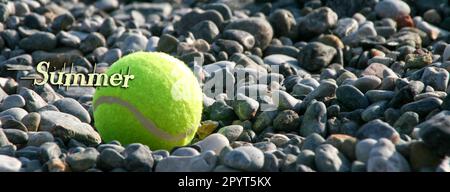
[225,18,273,49]
[40,142,61,163]
[418,111,450,156]
[355,138,377,163]
[298,42,337,72]
[367,138,410,172]
[223,146,264,171]
[172,147,200,157]
[53,98,91,123]
[315,144,350,172]
[298,7,338,38]
[39,111,100,146]
[217,125,244,142]
[123,143,154,172]
[21,112,40,132]
[66,147,99,172]
[301,133,325,151]
[120,33,148,55]
[79,32,106,53]
[19,32,56,51]
[297,149,316,169]
[365,90,395,103]
[194,133,230,154]
[300,100,327,137]
[0,94,25,110]
[222,29,255,50]
[336,85,369,110]
[3,129,28,145]
[233,93,259,120]
[0,107,28,121]
[361,101,389,122]
[97,148,125,171]
[19,87,47,112]
[27,131,54,147]
[400,97,442,117]
[273,110,300,132]
[52,13,75,31]
[0,154,22,172]
[190,20,219,43]
[375,0,410,19]
[23,13,46,29]
[356,119,400,143]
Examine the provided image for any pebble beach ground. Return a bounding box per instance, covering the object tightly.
[1,0,450,172]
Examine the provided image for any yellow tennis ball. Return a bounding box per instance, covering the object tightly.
[93,52,203,150]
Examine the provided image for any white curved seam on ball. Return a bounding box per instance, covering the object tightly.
[93,96,194,142]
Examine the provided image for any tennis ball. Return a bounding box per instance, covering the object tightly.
[93,52,203,150]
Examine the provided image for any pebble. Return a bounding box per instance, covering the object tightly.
[19,32,57,51]
[363,63,398,79]
[298,42,337,72]
[326,134,357,160]
[57,31,80,48]
[156,151,217,172]
[40,142,62,163]
[334,18,359,38]
[273,110,300,132]
[232,94,259,120]
[38,111,101,146]
[298,7,338,38]
[194,133,230,154]
[0,107,28,121]
[300,100,327,137]
[27,132,54,147]
[3,129,28,145]
[353,76,382,93]
[418,111,450,156]
[225,18,273,49]
[361,101,389,122]
[97,148,125,171]
[367,138,410,172]
[66,147,99,172]
[0,94,25,110]
[269,9,295,37]
[21,112,40,132]
[336,85,369,110]
[301,133,325,151]
[357,119,400,144]
[421,67,449,92]
[120,33,148,54]
[23,13,46,30]
[172,147,200,157]
[0,154,22,172]
[156,34,179,54]
[95,0,119,11]
[393,111,419,135]
[19,88,47,112]
[409,141,441,171]
[375,0,411,19]
[217,125,243,142]
[355,138,378,163]
[365,90,395,103]
[175,9,223,36]
[400,97,442,117]
[190,20,219,43]
[223,146,264,171]
[315,144,350,172]
[123,143,154,172]
[53,98,91,123]
[52,13,75,31]
[79,32,106,53]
